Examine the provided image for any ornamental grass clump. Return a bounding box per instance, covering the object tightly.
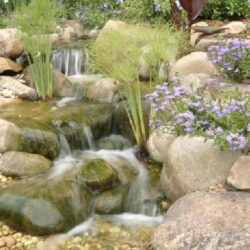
[13,0,62,99]
[146,78,250,153]
[207,39,250,81]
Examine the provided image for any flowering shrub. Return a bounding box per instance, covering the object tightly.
[207,39,250,80]
[146,78,250,152]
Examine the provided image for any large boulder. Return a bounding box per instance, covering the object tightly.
[0,57,22,74]
[23,67,73,98]
[0,29,23,58]
[227,156,250,190]
[161,136,241,201]
[85,78,120,103]
[151,191,250,250]
[0,76,38,100]
[169,52,215,79]
[0,119,21,153]
[0,151,52,177]
[147,130,176,163]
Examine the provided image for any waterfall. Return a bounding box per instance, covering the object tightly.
[52,49,84,76]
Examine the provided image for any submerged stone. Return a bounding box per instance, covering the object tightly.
[0,177,91,235]
[96,135,132,150]
[95,186,129,214]
[80,159,119,192]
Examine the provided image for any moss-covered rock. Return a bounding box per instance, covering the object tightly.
[80,159,119,192]
[0,177,91,236]
[95,186,129,214]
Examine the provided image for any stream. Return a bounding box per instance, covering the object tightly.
[0,43,166,250]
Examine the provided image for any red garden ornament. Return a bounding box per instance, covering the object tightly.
[179,0,206,26]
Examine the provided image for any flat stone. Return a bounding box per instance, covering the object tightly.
[0,57,22,74]
[192,26,226,34]
[227,156,250,190]
[0,76,38,100]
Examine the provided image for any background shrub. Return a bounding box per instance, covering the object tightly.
[201,0,250,20]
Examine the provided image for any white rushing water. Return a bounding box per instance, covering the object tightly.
[52,49,83,76]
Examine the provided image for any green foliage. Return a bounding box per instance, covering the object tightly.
[120,0,171,23]
[201,0,250,20]
[61,0,172,27]
[93,23,186,83]
[13,0,62,99]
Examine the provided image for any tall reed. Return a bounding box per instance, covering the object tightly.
[123,78,148,155]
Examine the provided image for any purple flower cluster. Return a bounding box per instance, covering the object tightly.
[146,78,250,152]
[207,39,250,80]
[226,133,246,151]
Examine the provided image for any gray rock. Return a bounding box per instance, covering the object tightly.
[86,78,120,103]
[152,191,250,250]
[0,151,52,177]
[227,156,250,190]
[147,130,176,163]
[0,119,21,153]
[0,29,23,58]
[0,57,22,74]
[0,76,38,100]
[161,136,241,201]
[169,52,216,79]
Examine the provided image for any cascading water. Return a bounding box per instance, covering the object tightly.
[52,46,92,76]
[52,49,83,76]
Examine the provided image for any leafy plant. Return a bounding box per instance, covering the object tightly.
[207,39,250,81]
[201,0,250,20]
[146,78,250,153]
[13,0,62,99]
